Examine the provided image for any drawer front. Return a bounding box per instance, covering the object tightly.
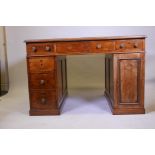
[27,43,55,56]
[115,39,144,52]
[30,91,57,109]
[29,73,56,90]
[90,41,115,52]
[56,42,90,54]
[28,57,55,73]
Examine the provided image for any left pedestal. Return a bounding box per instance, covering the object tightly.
[27,56,67,116]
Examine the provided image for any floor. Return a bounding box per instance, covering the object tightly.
[0,81,155,129]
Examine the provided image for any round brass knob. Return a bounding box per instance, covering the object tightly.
[41,98,46,104]
[134,43,138,48]
[96,44,102,49]
[45,46,51,51]
[40,80,45,85]
[120,44,125,49]
[32,46,37,52]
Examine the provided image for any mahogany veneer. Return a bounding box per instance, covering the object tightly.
[25,35,146,115]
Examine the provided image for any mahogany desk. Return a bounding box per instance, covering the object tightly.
[25,36,146,115]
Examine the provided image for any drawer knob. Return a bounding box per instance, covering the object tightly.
[41,98,46,104]
[40,80,45,85]
[134,43,138,48]
[120,44,125,49]
[96,44,102,49]
[32,46,37,52]
[45,46,51,51]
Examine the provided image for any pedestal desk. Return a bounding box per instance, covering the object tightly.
[25,36,146,115]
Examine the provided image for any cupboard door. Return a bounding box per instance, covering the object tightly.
[113,53,145,109]
[119,59,138,103]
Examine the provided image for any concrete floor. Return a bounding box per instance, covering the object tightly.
[0,81,155,128]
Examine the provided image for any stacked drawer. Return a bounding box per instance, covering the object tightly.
[26,43,58,115]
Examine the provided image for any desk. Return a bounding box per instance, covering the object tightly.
[25,36,146,115]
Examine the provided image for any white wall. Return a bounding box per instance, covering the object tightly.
[5,26,155,91]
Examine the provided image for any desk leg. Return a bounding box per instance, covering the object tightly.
[105,53,145,115]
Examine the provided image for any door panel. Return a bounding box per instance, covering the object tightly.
[119,59,139,103]
[113,53,145,108]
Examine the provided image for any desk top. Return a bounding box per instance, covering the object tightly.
[25,35,146,43]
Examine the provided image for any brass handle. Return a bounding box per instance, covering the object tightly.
[40,80,45,85]
[134,43,138,48]
[41,98,46,104]
[45,46,51,51]
[96,44,102,49]
[32,46,37,52]
[120,44,125,49]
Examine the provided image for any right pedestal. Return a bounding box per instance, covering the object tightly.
[105,53,145,115]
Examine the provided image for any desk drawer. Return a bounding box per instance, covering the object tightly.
[30,90,57,109]
[56,42,90,54]
[27,43,55,56]
[90,41,115,52]
[29,73,56,90]
[115,39,144,52]
[28,57,55,73]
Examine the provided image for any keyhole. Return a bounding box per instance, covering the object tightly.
[40,60,43,68]
[40,63,43,69]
